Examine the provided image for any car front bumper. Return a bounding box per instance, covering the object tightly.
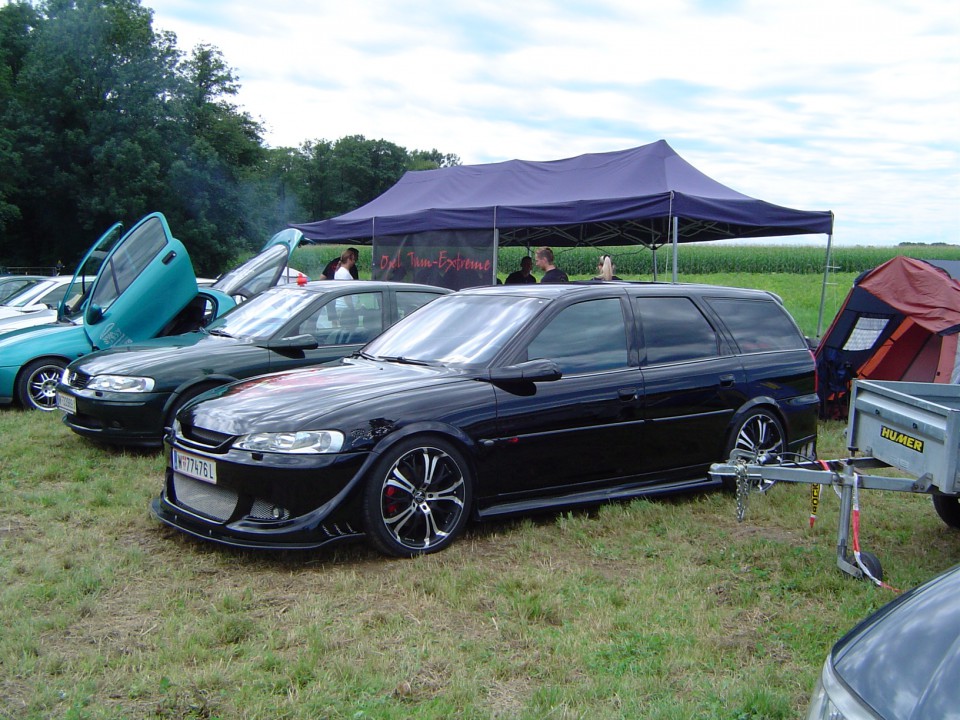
[59,388,170,447]
[152,438,372,550]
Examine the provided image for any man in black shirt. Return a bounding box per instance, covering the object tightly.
[535,246,568,283]
[504,256,537,284]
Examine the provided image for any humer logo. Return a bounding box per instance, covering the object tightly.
[880,425,924,453]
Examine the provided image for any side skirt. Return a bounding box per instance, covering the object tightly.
[475,476,722,520]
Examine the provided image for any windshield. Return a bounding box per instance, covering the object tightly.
[2,278,62,308]
[206,287,318,340]
[364,294,547,366]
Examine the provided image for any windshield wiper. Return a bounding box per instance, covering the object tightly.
[377,355,431,366]
[207,328,235,338]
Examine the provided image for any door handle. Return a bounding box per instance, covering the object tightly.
[618,387,639,401]
[719,374,736,387]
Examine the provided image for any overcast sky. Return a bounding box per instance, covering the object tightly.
[145,0,959,246]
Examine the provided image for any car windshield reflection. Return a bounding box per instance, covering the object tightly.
[206,288,317,340]
[365,295,546,366]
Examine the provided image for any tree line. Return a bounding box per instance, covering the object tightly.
[0,0,459,274]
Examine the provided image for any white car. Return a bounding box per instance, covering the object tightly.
[0,276,92,332]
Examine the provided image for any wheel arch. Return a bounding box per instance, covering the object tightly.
[366,420,481,474]
[163,375,237,423]
[724,396,788,440]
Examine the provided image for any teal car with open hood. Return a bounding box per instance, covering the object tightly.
[0,213,301,411]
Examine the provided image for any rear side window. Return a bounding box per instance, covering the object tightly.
[635,297,719,364]
[707,297,807,352]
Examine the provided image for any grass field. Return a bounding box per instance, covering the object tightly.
[3,265,960,719]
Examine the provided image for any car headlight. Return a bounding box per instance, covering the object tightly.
[805,658,874,720]
[86,374,155,392]
[234,430,344,454]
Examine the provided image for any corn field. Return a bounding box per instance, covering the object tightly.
[292,243,960,280]
[498,243,960,277]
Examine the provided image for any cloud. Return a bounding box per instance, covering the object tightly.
[147,0,959,246]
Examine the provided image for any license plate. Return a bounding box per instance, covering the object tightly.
[57,392,76,414]
[172,449,218,484]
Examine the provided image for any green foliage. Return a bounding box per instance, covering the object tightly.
[0,1,459,275]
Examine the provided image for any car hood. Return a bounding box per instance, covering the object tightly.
[832,563,960,719]
[181,358,474,435]
[0,305,48,320]
[0,308,58,333]
[67,332,248,376]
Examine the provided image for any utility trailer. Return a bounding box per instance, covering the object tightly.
[710,379,960,581]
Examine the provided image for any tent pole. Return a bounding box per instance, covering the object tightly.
[492,228,500,284]
[816,232,835,340]
[671,215,679,283]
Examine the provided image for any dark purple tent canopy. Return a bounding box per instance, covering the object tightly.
[291,139,833,247]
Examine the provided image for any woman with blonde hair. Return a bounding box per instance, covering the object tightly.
[594,254,620,281]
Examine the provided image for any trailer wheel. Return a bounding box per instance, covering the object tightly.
[856,551,883,583]
[932,495,960,529]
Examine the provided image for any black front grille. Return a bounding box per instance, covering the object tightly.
[179,424,233,450]
[69,371,90,390]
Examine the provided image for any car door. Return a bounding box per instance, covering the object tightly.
[57,221,124,322]
[490,294,644,497]
[83,213,198,350]
[633,295,746,477]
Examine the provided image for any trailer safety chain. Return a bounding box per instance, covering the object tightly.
[850,474,900,593]
[735,461,750,522]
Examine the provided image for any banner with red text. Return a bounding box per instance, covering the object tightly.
[371,230,496,290]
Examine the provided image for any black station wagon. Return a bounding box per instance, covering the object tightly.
[154,282,819,557]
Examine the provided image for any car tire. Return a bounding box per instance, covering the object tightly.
[933,495,960,529]
[362,436,472,558]
[721,407,786,490]
[17,358,67,411]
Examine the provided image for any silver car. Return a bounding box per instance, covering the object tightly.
[806,563,960,719]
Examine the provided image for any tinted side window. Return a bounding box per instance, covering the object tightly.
[707,298,807,352]
[298,292,383,345]
[635,297,718,364]
[526,298,628,374]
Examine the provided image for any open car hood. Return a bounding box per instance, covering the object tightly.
[211,229,302,301]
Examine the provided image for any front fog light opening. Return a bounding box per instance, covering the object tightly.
[251,498,290,522]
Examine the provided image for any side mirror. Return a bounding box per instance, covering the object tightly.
[263,334,320,351]
[487,358,562,383]
[86,304,103,324]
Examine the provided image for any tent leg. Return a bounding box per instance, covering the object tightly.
[817,233,835,340]
[671,216,679,284]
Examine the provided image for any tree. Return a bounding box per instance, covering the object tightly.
[0,1,461,274]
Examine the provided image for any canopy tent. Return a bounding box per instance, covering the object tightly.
[815,256,960,419]
[294,139,832,246]
[292,139,834,289]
